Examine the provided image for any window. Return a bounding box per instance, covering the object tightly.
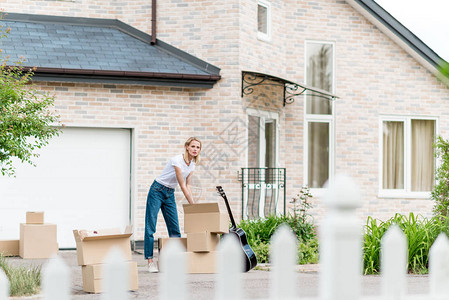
[305,41,335,189]
[380,117,436,196]
[257,0,271,41]
[245,109,279,219]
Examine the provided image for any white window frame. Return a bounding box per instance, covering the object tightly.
[304,40,336,194]
[244,108,280,219]
[378,115,438,199]
[257,0,272,42]
[245,108,279,168]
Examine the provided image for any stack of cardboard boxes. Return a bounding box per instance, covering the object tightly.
[73,226,138,293]
[159,203,229,273]
[20,212,58,259]
[0,211,57,258]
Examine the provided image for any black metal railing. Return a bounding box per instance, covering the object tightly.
[239,168,286,219]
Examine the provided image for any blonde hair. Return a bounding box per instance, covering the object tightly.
[184,137,202,164]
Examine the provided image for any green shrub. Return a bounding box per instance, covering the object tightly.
[251,240,270,263]
[238,214,318,265]
[298,237,319,265]
[431,136,449,219]
[363,213,448,275]
[0,254,41,296]
[239,215,292,243]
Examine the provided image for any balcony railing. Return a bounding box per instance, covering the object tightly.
[238,168,286,219]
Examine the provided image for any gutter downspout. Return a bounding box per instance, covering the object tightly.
[151,0,157,45]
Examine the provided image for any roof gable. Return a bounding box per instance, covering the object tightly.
[0,13,221,87]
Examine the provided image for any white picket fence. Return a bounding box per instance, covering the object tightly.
[2,174,449,299]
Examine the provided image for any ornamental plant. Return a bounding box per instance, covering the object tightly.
[0,14,60,176]
[431,136,449,219]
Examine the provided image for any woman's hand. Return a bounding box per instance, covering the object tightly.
[175,167,194,204]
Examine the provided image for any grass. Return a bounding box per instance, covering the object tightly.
[363,213,449,275]
[0,254,41,297]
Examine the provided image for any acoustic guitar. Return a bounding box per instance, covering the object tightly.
[216,186,257,272]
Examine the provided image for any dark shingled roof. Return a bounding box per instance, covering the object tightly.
[0,13,221,87]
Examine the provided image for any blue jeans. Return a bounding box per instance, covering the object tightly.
[144,180,181,259]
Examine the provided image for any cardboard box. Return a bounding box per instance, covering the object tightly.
[26,211,44,224]
[185,251,217,273]
[82,261,138,293]
[0,240,19,256]
[73,226,133,266]
[187,231,220,252]
[158,237,187,253]
[19,223,58,259]
[183,203,229,233]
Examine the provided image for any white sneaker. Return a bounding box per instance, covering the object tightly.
[148,261,159,273]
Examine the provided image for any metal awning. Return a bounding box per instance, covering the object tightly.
[241,71,338,106]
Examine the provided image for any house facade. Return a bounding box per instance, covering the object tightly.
[1,0,448,248]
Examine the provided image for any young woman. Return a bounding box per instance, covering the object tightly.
[144,137,202,272]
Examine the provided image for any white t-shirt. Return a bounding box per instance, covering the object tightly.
[156,154,195,189]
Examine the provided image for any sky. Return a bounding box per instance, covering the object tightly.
[374,0,449,62]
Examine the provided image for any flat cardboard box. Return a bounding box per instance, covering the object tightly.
[158,237,187,253]
[19,223,58,259]
[0,240,19,256]
[82,261,138,293]
[26,211,44,224]
[187,231,220,252]
[73,226,133,266]
[183,203,229,234]
[185,251,217,273]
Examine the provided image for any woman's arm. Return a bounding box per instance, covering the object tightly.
[174,166,194,204]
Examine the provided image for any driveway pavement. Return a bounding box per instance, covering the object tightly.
[6,250,429,299]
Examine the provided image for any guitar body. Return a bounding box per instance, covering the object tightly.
[216,186,258,272]
[228,227,258,272]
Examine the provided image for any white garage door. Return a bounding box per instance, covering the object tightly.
[0,127,131,248]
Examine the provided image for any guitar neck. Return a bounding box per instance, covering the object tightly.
[217,187,237,229]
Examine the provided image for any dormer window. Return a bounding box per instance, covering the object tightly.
[257,0,271,42]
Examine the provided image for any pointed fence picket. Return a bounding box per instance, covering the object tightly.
[3,174,449,299]
[0,268,8,300]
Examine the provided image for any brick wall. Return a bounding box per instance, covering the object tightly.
[3,0,449,239]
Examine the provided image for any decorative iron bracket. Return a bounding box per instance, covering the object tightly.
[241,71,338,106]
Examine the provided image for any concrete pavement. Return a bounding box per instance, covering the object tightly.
[6,250,429,299]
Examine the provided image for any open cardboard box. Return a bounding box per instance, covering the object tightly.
[73,226,133,266]
[183,203,229,234]
[82,261,138,293]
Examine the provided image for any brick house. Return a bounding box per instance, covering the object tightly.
[0,0,448,248]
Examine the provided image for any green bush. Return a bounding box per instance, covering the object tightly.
[431,136,449,219]
[363,213,449,275]
[251,240,270,263]
[238,214,318,264]
[0,254,41,296]
[298,238,319,265]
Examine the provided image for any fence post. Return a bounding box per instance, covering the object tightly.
[0,268,9,300]
[159,239,187,300]
[42,256,71,300]
[319,174,362,300]
[381,225,407,300]
[270,224,298,299]
[216,234,243,300]
[101,248,129,300]
[429,233,449,298]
